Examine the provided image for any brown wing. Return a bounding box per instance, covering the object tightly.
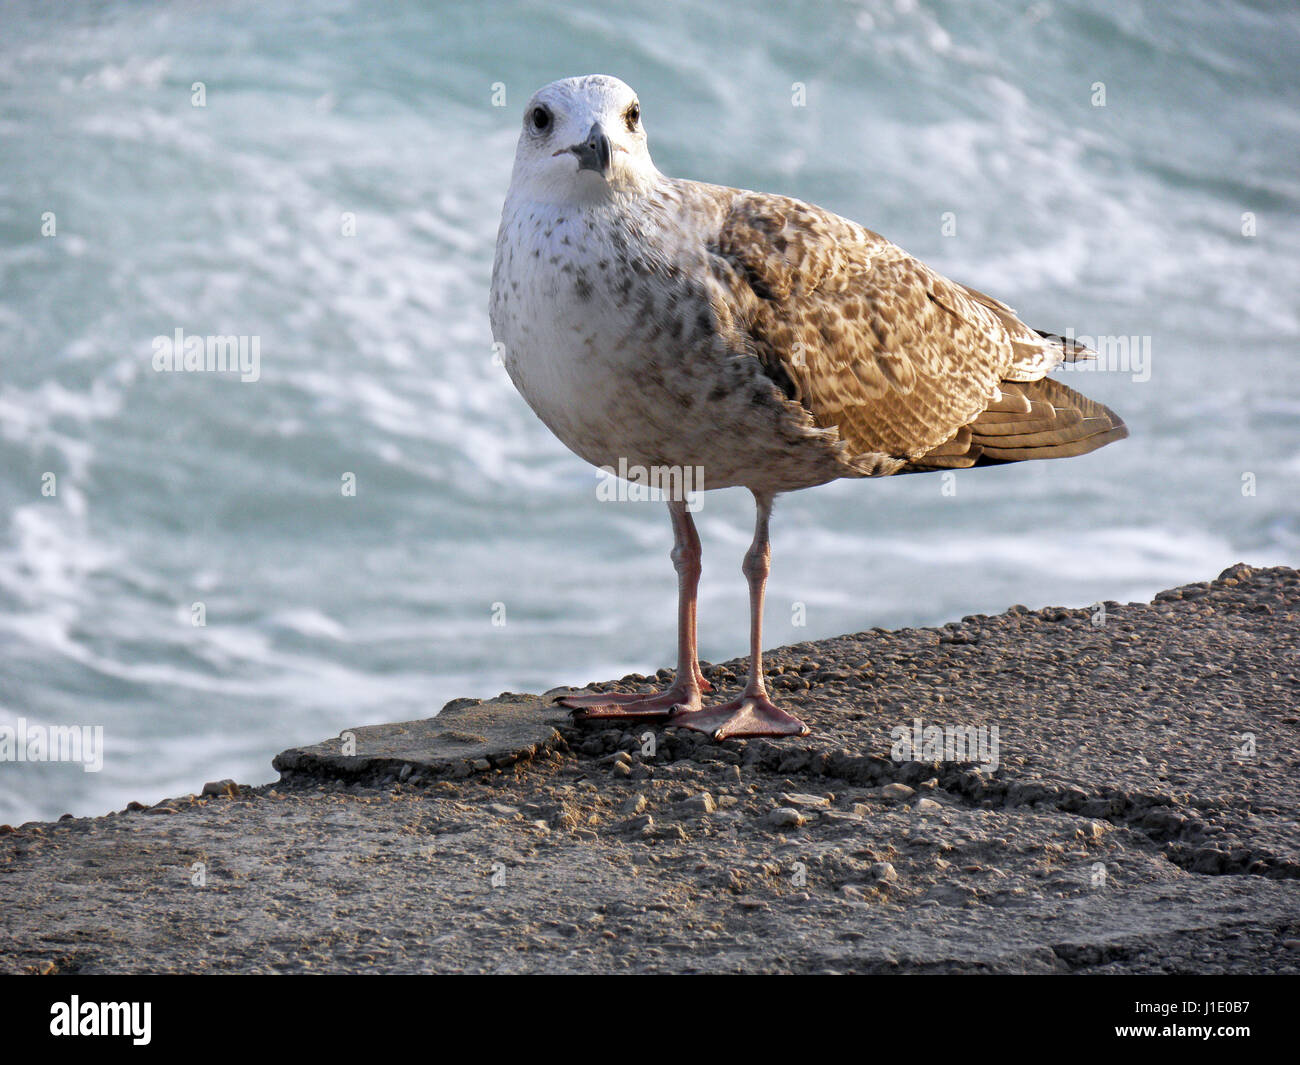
[707,189,1124,470]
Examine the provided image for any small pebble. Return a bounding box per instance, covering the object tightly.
[780,793,830,808]
[674,793,716,817]
[621,814,654,836]
[768,807,806,829]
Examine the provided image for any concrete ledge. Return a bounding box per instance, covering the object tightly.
[272,694,570,782]
[3,564,1297,974]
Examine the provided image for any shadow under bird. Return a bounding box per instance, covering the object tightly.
[489,75,1127,740]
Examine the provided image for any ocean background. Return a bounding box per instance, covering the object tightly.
[1,0,1296,824]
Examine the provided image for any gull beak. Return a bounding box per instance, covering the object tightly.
[569,122,613,178]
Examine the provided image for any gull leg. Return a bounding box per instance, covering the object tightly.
[680,500,714,696]
[668,491,810,739]
[560,498,709,721]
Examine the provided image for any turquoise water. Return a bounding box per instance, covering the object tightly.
[1,0,1296,823]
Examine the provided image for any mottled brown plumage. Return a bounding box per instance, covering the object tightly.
[705,189,1126,477]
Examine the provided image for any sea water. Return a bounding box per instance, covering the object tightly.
[1,0,1296,822]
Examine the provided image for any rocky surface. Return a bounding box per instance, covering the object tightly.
[2,564,1297,974]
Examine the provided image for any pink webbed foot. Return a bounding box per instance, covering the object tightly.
[668,692,810,739]
[557,686,703,723]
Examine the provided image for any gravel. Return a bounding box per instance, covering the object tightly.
[1,564,1297,974]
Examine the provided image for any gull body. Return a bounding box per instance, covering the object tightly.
[490,75,1127,738]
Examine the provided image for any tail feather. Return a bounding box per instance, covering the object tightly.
[905,376,1126,472]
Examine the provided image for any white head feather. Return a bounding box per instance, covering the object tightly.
[506,75,661,205]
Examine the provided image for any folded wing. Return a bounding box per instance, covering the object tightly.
[707,189,1125,473]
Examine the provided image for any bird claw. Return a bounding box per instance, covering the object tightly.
[558,687,701,722]
[668,693,810,739]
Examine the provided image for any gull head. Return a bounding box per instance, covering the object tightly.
[507,75,659,205]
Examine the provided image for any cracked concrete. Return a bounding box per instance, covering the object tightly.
[2,564,1297,973]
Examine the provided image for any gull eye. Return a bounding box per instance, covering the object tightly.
[625,102,640,131]
[529,105,551,133]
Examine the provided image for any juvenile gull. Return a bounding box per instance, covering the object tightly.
[489,75,1127,739]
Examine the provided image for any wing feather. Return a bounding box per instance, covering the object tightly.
[709,190,1060,462]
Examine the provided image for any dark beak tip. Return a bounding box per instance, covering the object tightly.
[572,122,614,177]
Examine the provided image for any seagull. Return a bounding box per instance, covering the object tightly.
[489,75,1126,740]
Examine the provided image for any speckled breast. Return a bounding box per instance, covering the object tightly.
[490,202,854,494]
